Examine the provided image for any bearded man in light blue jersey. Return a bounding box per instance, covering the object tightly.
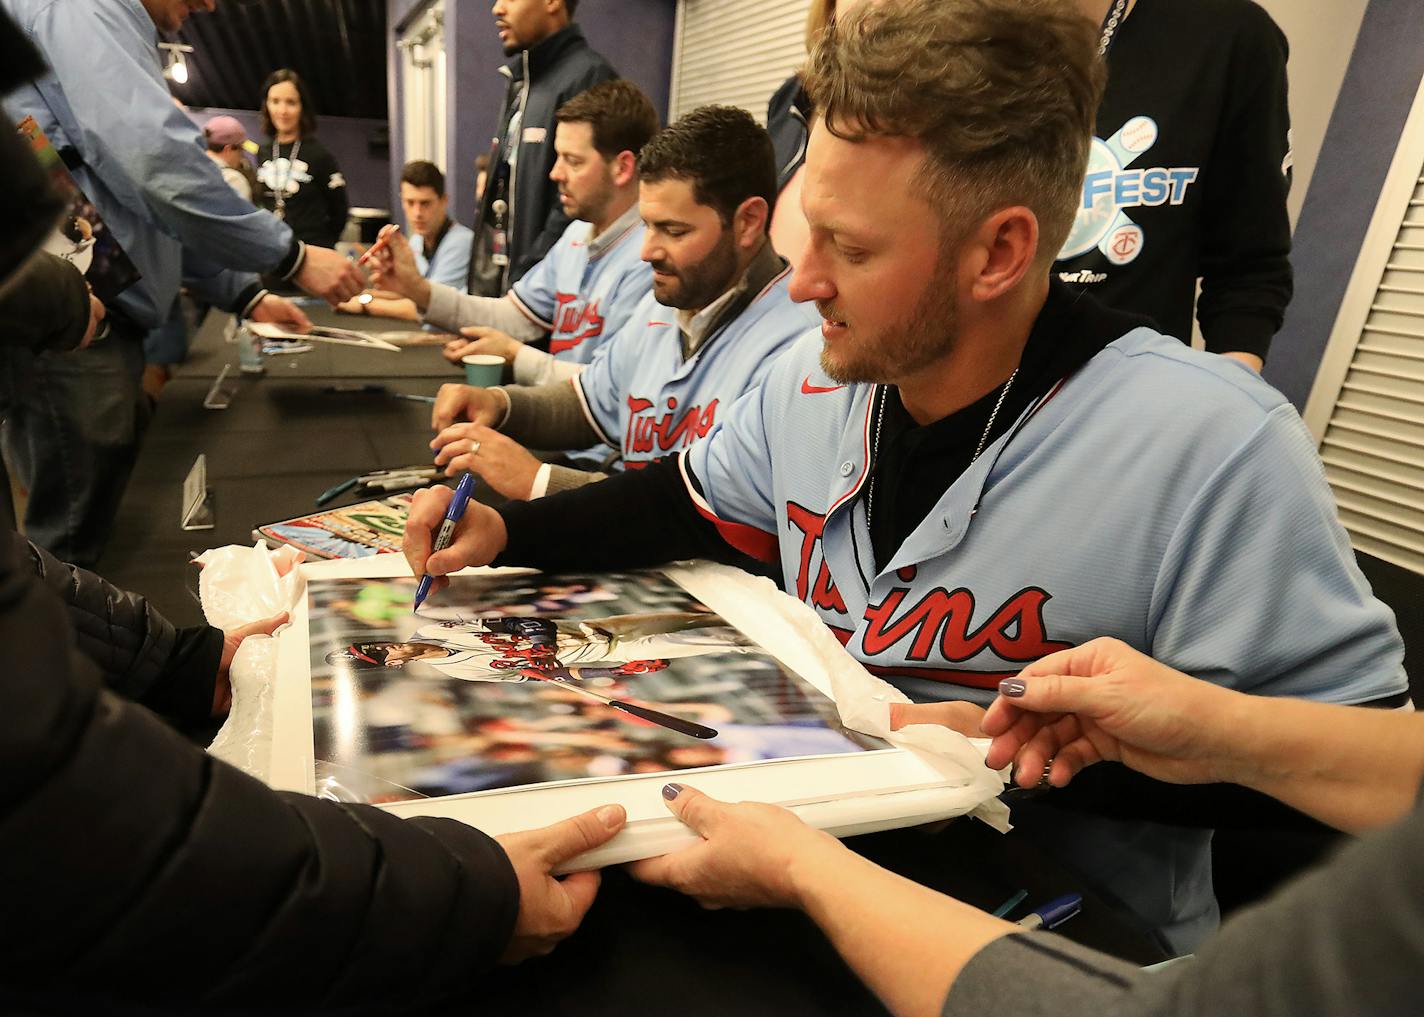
[402,0,1408,955]
[373,80,660,390]
[422,105,820,502]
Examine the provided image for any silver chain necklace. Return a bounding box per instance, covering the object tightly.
[1098,0,1130,55]
[864,366,1021,531]
[272,138,301,222]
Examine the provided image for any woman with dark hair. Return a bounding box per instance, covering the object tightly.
[255,68,349,248]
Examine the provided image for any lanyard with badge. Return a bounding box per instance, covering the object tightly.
[271,139,301,221]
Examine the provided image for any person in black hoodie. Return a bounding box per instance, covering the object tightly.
[0,15,625,1012]
[1054,0,1293,371]
[468,0,617,296]
[256,68,350,250]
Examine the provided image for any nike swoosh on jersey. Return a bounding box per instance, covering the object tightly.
[801,375,846,395]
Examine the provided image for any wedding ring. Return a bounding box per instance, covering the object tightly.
[469,440,481,457]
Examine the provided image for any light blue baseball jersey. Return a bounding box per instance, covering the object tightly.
[683,324,1407,951]
[509,210,651,367]
[573,264,820,469]
[412,220,475,290]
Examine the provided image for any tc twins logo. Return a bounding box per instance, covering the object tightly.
[624,395,719,459]
[549,292,605,354]
[1058,116,1200,268]
[787,501,1070,679]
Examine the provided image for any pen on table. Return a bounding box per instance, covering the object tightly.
[990,889,1028,919]
[315,476,359,507]
[413,472,475,611]
[356,224,401,267]
[1015,893,1082,931]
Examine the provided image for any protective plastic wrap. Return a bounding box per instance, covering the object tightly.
[199,543,304,777]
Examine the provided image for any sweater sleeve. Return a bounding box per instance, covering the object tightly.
[945,793,1424,1017]
[0,528,520,1011]
[1194,5,1293,360]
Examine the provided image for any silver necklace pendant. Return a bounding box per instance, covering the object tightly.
[865,366,1021,532]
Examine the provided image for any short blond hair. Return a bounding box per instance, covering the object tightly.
[804,0,1103,262]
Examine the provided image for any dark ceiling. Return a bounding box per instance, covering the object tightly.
[167,0,388,121]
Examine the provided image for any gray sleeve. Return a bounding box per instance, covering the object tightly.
[423,285,545,342]
[944,934,1142,1017]
[946,794,1424,1017]
[501,382,605,451]
[545,465,609,495]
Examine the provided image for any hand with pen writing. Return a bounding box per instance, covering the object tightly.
[403,484,508,599]
[432,423,542,499]
[366,225,431,311]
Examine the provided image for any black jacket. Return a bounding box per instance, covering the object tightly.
[0,530,520,1013]
[468,24,617,295]
[0,253,90,354]
[1053,0,1293,361]
[766,73,811,193]
[257,136,351,250]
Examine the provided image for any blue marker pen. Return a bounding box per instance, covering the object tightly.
[1015,893,1082,931]
[413,473,475,610]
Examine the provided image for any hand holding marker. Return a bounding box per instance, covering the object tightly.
[413,472,475,610]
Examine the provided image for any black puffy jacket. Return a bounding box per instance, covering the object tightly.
[0,531,519,1013]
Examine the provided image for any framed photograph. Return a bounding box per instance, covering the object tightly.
[270,557,1000,868]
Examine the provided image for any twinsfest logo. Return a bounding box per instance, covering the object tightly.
[1058,116,1199,267]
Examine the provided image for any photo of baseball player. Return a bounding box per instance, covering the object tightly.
[304,570,880,803]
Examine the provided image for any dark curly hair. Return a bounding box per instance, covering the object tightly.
[637,105,776,227]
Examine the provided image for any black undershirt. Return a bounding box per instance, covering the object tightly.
[866,281,1154,569]
[423,217,454,268]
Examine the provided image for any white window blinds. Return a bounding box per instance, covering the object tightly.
[670,0,813,124]
[1304,79,1424,576]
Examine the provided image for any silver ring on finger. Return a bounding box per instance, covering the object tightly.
[468,440,481,457]
[1038,759,1055,787]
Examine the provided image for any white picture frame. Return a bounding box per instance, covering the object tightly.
[269,556,1005,870]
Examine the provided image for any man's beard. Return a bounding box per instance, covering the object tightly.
[819,270,958,385]
[650,229,740,311]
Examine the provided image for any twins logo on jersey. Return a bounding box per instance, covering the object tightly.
[478,632,560,670]
[623,395,719,465]
[549,292,606,355]
[1058,116,1200,268]
[788,502,1070,680]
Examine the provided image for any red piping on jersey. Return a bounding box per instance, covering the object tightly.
[824,388,876,520]
[678,453,778,563]
[508,289,554,331]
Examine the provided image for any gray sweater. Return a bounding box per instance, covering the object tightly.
[945,788,1424,1017]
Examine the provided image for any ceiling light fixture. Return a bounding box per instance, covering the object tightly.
[159,42,194,85]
